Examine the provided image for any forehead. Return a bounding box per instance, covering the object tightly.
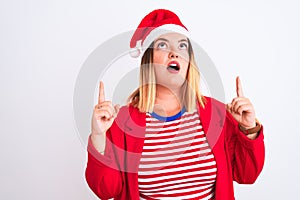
[155,32,188,42]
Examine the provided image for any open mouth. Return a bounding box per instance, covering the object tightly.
[167,61,180,73]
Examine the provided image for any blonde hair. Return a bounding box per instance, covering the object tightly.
[127,40,206,113]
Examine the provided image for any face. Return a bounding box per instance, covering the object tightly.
[152,32,190,91]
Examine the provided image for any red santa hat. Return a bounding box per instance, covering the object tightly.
[129,9,190,58]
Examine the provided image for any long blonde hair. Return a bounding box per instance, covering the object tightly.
[127,40,206,113]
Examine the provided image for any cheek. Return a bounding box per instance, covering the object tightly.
[181,64,189,78]
[153,50,166,64]
[180,51,190,63]
[180,57,190,75]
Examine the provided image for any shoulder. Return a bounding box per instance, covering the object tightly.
[117,104,144,117]
[200,96,236,125]
[201,96,226,113]
[114,104,146,127]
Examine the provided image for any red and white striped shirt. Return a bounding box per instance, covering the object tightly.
[138,109,217,200]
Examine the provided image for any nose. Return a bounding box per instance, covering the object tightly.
[168,50,179,59]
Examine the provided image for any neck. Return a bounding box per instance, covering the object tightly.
[154,85,183,116]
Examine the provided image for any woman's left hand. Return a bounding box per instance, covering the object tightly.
[226,76,256,129]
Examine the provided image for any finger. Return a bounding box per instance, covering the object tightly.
[231,97,249,106]
[96,105,115,117]
[95,110,112,120]
[226,103,232,112]
[231,97,251,107]
[233,102,251,115]
[236,104,254,116]
[113,104,120,117]
[98,81,105,104]
[99,101,115,107]
[232,99,249,114]
[236,76,244,97]
[226,103,234,115]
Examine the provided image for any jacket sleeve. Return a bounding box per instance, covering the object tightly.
[85,111,126,199]
[225,111,265,184]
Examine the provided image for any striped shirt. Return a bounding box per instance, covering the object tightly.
[138,109,217,200]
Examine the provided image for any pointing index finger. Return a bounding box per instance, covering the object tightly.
[236,76,244,97]
[98,81,105,104]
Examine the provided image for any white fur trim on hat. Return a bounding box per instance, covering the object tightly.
[142,24,190,51]
[130,24,190,58]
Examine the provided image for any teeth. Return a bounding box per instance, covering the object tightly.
[168,64,179,71]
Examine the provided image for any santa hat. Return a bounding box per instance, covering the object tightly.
[129,9,190,58]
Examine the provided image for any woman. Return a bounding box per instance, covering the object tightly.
[85,9,265,200]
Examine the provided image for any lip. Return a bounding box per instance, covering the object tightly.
[167,61,180,73]
[167,61,181,69]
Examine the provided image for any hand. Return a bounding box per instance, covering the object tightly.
[226,76,256,129]
[91,81,120,136]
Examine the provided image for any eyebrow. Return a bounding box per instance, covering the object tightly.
[178,39,188,43]
[155,38,188,43]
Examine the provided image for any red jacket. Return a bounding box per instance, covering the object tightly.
[85,97,265,200]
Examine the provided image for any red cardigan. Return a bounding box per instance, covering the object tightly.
[85,97,265,200]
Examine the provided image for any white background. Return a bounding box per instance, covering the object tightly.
[1,0,300,199]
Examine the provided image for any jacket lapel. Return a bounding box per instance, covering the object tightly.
[122,105,146,173]
[197,97,226,150]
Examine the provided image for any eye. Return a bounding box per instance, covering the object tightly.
[156,42,168,49]
[179,42,188,50]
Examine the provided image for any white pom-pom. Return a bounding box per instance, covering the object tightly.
[129,48,140,58]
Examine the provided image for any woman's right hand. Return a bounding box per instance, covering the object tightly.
[91,81,120,137]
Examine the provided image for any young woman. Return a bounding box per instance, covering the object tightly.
[85,9,265,200]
